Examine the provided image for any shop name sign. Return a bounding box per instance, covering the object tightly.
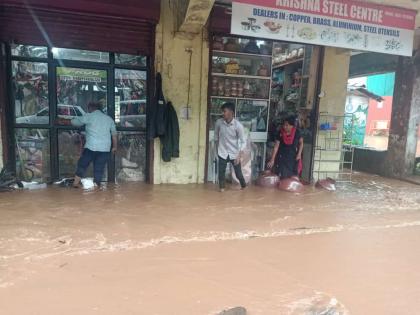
[231,0,417,56]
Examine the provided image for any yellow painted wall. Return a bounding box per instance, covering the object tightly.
[313,48,351,181]
[318,48,350,116]
[153,0,209,184]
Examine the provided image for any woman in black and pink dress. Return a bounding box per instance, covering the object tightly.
[267,116,304,179]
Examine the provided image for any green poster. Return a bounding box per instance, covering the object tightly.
[57,67,106,82]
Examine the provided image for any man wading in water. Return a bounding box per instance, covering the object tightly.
[59,102,117,190]
[214,102,247,192]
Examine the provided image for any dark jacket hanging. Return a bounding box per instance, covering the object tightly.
[161,102,180,162]
[148,72,166,140]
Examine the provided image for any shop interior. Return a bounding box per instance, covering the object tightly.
[207,35,320,183]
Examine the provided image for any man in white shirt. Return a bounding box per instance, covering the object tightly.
[214,102,247,192]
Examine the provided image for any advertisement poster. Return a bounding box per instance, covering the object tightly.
[231,0,417,56]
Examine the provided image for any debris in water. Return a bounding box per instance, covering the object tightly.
[0,167,22,191]
[217,306,247,315]
[292,227,311,230]
[289,293,349,315]
[54,178,74,187]
[21,182,47,190]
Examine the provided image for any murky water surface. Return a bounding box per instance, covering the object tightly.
[1,174,420,314]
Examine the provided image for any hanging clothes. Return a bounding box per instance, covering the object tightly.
[147,72,166,140]
[161,102,180,162]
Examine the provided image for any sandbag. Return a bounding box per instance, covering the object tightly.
[315,177,336,191]
[278,177,304,193]
[256,170,279,188]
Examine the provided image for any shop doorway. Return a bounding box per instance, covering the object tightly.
[9,44,150,183]
[206,35,321,184]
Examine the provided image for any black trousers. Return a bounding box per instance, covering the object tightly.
[218,155,246,189]
[76,149,110,186]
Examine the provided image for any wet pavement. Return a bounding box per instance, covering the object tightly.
[1,173,420,314]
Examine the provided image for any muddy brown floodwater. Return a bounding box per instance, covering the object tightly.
[1,173,420,315]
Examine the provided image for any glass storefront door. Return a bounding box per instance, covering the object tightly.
[56,67,108,179]
[114,69,148,182]
[12,51,50,183]
[10,45,150,183]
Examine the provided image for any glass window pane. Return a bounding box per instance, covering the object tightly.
[207,140,218,183]
[56,67,107,118]
[11,44,48,58]
[251,142,265,180]
[236,99,268,132]
[58,130,86,178]
[52,48,109,63]
[116,132,146,182]
[15,128,50,183]
[115,53,147,66]
[115,69,147,130]
[13,61,49,124]
[58,130,108,181]
[75,108,83,116]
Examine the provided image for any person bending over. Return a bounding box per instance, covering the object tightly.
[267,116,303,179]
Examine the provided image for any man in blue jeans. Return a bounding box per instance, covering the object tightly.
[60,102,117,189]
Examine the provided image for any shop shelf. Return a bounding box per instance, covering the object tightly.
[313,160,353,163]
[210,96,269,101]
[312,171,353,175]
[212,50,272,59]
[315,148,353,152]
[211,73,271,80]
[273,58,304,69]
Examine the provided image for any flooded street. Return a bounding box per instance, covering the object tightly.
[1,173,420,314]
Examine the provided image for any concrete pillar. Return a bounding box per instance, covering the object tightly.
[178,0,215,35]
[153,0,210,184]
[0,43,7,171]
[313,48,350,181]
[383,49,420,178]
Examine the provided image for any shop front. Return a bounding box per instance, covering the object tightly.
[0,0,160,184]
[0,0,418,187]
[206,0,416,184]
